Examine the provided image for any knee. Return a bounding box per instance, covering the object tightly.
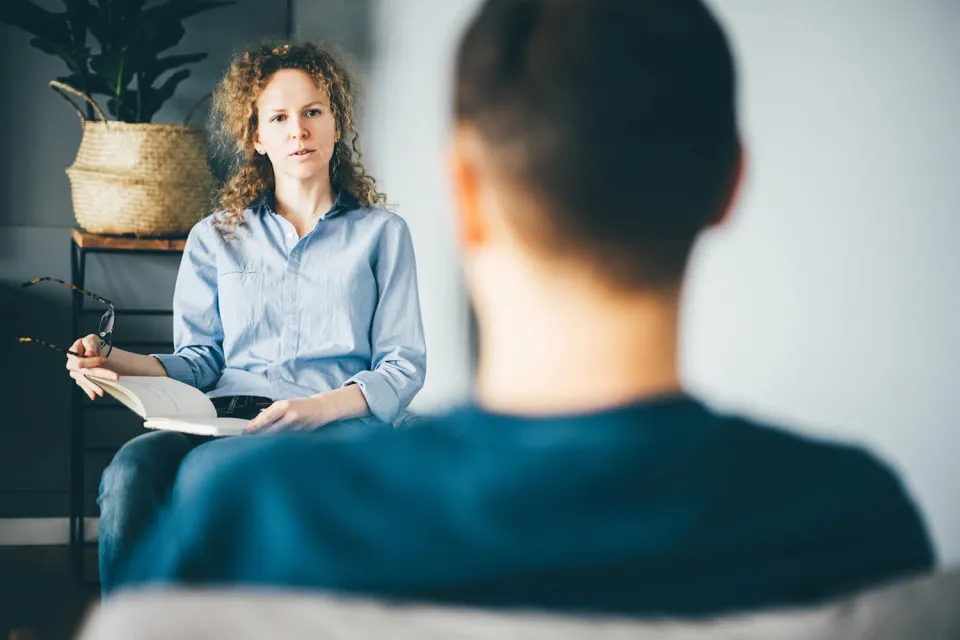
[174,445,214,499]
[99,431,192,505]
[100,444,147,503]
[173,437,263,502]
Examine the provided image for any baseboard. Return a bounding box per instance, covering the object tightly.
[0,518,99,545]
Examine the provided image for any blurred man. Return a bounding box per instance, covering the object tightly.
[118,0,933,615]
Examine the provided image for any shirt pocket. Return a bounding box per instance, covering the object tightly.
[218,265,263,337]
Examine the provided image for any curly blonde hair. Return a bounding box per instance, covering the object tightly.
[210,41,386,234]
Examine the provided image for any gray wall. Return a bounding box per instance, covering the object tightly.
[364,0,477,412]
[292,0,375,68]
[0,0,288,518]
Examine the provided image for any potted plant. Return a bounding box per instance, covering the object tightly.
[1,0,235,236]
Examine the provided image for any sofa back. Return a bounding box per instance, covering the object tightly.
[79,567,960,640]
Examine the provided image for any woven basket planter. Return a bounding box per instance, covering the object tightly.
[51,81,214,237]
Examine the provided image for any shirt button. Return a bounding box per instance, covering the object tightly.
[287,232,296,240]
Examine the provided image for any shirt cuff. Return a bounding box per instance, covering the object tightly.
[343,370,400,425]
[151,353,196,387]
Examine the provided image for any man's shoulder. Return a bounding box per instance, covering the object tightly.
[711,410,930,543]
[712,411,900,485]
[717,410,934,571]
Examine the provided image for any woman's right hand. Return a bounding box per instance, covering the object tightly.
[65,334,118,400]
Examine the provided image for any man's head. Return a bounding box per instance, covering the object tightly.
[450,0,741,295]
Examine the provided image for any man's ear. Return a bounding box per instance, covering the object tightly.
[710,140,745,228]
[448,135,486,249]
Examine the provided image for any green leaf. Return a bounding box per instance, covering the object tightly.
[79,2,109,43]
[142,52,206,86]
[139,67,190,122]
[11,0,233,122]
[106,93,138,122]
[141,15,187,54]
[63,0,90,49]
[29,37,89,75]
[90,48,131,95]
[0,1,72,44]
[119,0,149,20]
[96,0,123,51]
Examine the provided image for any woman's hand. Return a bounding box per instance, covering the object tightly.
[244,386,372,435]
[65,334,118,400]
[243,396,335,434]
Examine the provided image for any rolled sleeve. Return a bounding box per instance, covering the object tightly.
[152,352,197,386]
[150,219,226,391]
[342,216,426,425]
[345,370,401,425]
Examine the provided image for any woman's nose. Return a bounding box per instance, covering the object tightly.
[290,121,309,139]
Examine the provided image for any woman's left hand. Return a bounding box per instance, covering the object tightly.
[243,396,333,434]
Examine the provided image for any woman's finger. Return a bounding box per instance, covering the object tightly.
[244,405,281,434]
[69,370,97,393]
[262,415,296,434]
[70,371,104,397]
[66,355,108,371]
[73,376,97,400]
[81,334,102,357]
[82,367,117,381]
[243,413,271,434]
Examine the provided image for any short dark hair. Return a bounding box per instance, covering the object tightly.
[454,0,738,288]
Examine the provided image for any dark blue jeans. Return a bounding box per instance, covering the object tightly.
[97,430,212,596]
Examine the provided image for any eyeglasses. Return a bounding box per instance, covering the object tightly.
[18,277,115,358]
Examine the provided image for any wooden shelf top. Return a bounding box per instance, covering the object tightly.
[71,228,187,252]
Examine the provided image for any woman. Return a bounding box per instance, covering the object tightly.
[66,41,427,595]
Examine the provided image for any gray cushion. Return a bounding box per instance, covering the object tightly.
[78,567,960,640]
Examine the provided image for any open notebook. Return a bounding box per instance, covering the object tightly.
[88,375,250,437]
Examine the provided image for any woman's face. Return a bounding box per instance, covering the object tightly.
[253,68,339,183]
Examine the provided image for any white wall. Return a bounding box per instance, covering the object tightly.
[364,0,481,412]
[683,1,960,564]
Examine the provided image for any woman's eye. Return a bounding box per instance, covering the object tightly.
[306,109,321,117]
[271,114,286,123]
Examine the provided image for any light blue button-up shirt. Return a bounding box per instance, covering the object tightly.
[152,191,426,426]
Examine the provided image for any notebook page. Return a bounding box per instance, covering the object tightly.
[91,376,216,419]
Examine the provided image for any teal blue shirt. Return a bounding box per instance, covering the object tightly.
[121,396,933,615]
[153,191,427,426]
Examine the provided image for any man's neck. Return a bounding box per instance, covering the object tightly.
[273,174,335,237]
[473,254,683,416]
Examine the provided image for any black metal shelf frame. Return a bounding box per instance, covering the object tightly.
[68,237,181,584]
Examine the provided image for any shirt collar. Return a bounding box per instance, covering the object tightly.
[251,189,356,219]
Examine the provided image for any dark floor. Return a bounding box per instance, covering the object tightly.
[0,546,99,640]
